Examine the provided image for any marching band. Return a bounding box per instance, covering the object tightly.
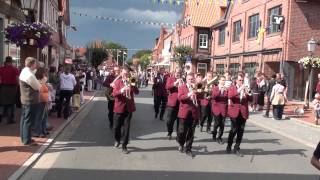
[104,65,252,156]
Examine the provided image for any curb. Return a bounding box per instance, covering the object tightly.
[249,116,317,149]
[288,117,320,130]
[8,92,97,180]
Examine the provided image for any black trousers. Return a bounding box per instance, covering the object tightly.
[227,114,246,150]
[265,98,271,116]
[154,95,167,119]
[166,106,179,135]
[177,114,196,151]
[107,100,115,126]
[200,104,212,130]
[273,105,284,120]
[114,111,132,149]
[57,90,73,119]
[212,114,226,139]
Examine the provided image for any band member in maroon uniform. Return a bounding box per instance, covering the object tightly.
[165,68,183,139]
[211,76,228,144]
[112,66,139,154]
[226,74,252,156]
[152,67,168,121]
[200,72,215,133]
[177,73,200,157]
[103,66,120,129]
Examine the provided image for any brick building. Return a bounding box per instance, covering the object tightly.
[211,0,320,100]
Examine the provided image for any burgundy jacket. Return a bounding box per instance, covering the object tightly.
[166,76,179,107]
[227,85,252,120]
[112,79,139,113]
[177,84,200,120]
[211,86,228,117]
[153,75,167,96]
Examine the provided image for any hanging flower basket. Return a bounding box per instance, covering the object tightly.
[4,22,52,49]
[298,56,320,69]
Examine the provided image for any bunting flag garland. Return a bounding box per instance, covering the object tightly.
[150,0,236,6]
[72,12,176,27]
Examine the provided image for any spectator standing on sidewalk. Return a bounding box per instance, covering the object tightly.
[34,67,49,137]
[270,79,287,120]
[316,73,320,94]
[250,77,259,112]
[19,57,40,145]
[264,74,276,118]
[78,69,86,104]
[0,56,19,124]
[58,66,76,119]
[86,68,93,91]
[312,93,320,125]
[257,74,267,111]
[72,77,82,111]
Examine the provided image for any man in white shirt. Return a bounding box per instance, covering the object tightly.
[58,66,76,119]
[19,57,40,145]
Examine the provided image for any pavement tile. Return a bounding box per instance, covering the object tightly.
[0,91,94,180]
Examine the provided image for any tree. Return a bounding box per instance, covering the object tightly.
[85,42,107,68]
[132,49,152,70]
[173,45,193,67]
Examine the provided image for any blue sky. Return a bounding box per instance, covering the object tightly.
[68,0,183,56]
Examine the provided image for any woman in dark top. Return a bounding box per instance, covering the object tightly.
[311,141,320,171]
[250,77,259,112]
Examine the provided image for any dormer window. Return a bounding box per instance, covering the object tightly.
[199,34,208,49]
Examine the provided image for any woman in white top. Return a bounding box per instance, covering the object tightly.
[270,79,287,120]
[57,66,76,119]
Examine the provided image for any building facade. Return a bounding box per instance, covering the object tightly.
[0,0,25,66]
[211,0,320,100]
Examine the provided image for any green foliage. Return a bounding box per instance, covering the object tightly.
[173,45,193,58]
[132,49,152,70]
[139,54,151,70]
[85,44,107,68]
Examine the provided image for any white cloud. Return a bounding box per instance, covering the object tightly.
[71,7,180,29]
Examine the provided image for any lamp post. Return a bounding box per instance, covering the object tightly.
[306,38,318,108]
[21,0,39,23]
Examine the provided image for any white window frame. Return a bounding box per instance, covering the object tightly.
[199,34,208,49]
[197,63,207,74]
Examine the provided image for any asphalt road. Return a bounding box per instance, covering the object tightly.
[19,87,319,180]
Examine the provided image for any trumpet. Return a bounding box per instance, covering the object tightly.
[243,86,252,96]
[129,76,137,87]
[123,80,131,99]
[188,84,199,107]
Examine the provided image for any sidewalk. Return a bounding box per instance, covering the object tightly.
[283,101,317,126]
[0,91,95,180]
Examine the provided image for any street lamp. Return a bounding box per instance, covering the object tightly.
[306,38,319,108]
[20,0,39,23]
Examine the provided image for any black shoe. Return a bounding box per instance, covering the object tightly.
[226,147,232,154]
[122,148,129,154]
[263,115,269,118]
[234,149,243,157]
[186,150,194,157]
[167,133,172,140]
[114,141,120,148]
[217,138,223,145]
[155,113,158,119]
[178,146,184,153]
[212,137,217,142]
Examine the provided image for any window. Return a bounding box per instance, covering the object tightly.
[244,63,257,77]
[216,64,225,75]
[197,63,207,76]
[218,27,225,45]
[233,20,241,42]
[268,5,282,34]
[248,14,260,38]
[199,34,208,48]
[229,63,240,76]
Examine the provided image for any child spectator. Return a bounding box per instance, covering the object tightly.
[72,77,82,110]
[312,93,320,125]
